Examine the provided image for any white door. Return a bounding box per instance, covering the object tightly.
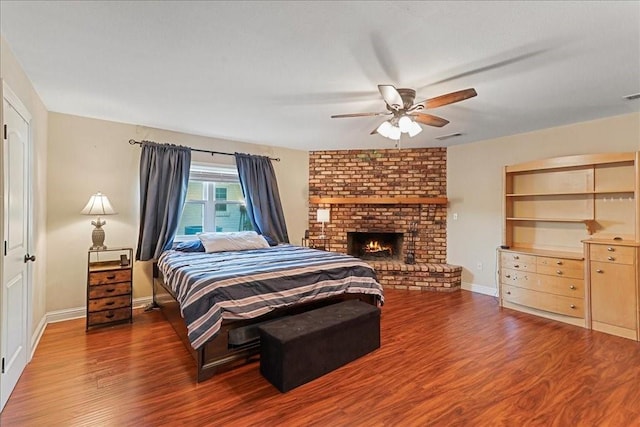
[1,84,32,410]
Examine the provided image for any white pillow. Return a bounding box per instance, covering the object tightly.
[197,231,270,253]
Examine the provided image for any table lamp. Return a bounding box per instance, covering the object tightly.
[316,208,330,239]
[81,192,117,250]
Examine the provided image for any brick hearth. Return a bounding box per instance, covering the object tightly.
[308,148,461,292]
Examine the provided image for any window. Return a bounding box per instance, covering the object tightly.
[176,163,253,238]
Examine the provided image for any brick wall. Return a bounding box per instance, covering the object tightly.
[308,148,447,264]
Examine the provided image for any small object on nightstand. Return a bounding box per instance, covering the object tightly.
[81,192,117,250]
[86,247,133,331]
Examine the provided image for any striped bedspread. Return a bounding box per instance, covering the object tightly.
[157,244,384,350]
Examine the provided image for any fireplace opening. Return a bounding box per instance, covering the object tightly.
[347,232,404,261]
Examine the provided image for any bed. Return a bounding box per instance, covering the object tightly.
[153,243,384,382]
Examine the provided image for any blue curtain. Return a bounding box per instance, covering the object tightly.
[235,153,289,243]
[136,141,191,261]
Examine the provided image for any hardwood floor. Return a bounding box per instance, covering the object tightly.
[3,289,640,426]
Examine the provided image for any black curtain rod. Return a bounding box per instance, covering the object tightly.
[128,139,280,161]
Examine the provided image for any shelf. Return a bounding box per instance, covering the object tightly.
[309,197,448,205]
[506,190,635,197]
[500,246,584,260]
[506,218,597,234]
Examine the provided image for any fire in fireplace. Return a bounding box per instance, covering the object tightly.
[347,232,404,261]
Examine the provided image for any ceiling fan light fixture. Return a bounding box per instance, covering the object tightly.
[376,121,394,138]
[376,121,401,140]
[407,121,422,137]
[398,115,413,133]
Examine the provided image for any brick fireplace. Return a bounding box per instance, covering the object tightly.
[308,148,461,292]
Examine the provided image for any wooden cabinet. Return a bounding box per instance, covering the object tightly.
[500,152,640,339]
[503,152,637,251]
[500,249,586,327]
[584,240,639,340]
[86,247,133,330]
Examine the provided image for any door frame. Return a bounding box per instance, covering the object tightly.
[1,80,34,409]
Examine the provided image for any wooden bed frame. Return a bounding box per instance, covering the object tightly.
[152,264,378,382]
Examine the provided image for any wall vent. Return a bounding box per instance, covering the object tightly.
[435,132,463,141]
[623,93,640,101]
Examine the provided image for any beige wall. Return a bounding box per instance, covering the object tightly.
[447,112,640,294]
[46,113,309,312]
[0,36,49,340]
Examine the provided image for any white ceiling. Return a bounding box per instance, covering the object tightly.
[1,1,639,151]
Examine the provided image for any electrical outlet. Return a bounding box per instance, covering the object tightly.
[476,262,483,271]
[453,213,458,220]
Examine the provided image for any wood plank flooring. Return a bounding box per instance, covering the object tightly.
[3,289,640,426]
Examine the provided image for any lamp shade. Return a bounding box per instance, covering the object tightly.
[81,192,117,215]
[316,208,330,223]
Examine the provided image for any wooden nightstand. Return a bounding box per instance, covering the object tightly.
[86,247,133,330]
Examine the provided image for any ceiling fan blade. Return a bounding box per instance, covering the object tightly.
[411,113,450,127]
[331,112,390,119]
[378,85,403,110]
[415,88,478,110]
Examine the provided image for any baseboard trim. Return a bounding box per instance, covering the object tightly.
[30,314,47,360]
[462,282,498,297]
[46,296,154,324]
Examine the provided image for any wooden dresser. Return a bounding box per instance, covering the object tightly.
[500,249,586,328]
[86,247,133,330]
[500,152,640,340]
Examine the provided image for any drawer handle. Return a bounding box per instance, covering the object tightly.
[505,274,511,278]
[596,269,603,273]
[556,270,563,275]
[607,256,615,261]
[570,304,576,309]
[513,255,519,260]
[569,285,576,290]
[105,301,115,306]
[106,275,116,280]
[514,264,520,268]
[607,247,615,252]
[506,291,511,295]
[556,261,563,265]
[106,288,116,293]
[106,313,115,319]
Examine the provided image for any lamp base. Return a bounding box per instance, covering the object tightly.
[90,221,107,250]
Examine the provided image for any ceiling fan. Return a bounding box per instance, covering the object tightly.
[331,85,477,140]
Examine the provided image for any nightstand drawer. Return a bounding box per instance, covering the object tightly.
[88,295,131,312]
[89,269,132,285]
[89,282,131,299]
[87,307,131,325]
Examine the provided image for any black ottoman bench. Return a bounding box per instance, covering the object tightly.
[258,299,380,392]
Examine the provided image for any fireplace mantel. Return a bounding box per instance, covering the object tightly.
[309,197,448,205]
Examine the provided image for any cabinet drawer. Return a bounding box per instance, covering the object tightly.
[88,282,131,299]
[500,252,536,272]
[501,269,536,289]
[537,265,584,280]
[89,269,132,285]
[590,245,635,265]
[87,307,131,325]
[88,295,131,312]
[502,284,584,318]
[535,275,584,298]
[537,257,583,270]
